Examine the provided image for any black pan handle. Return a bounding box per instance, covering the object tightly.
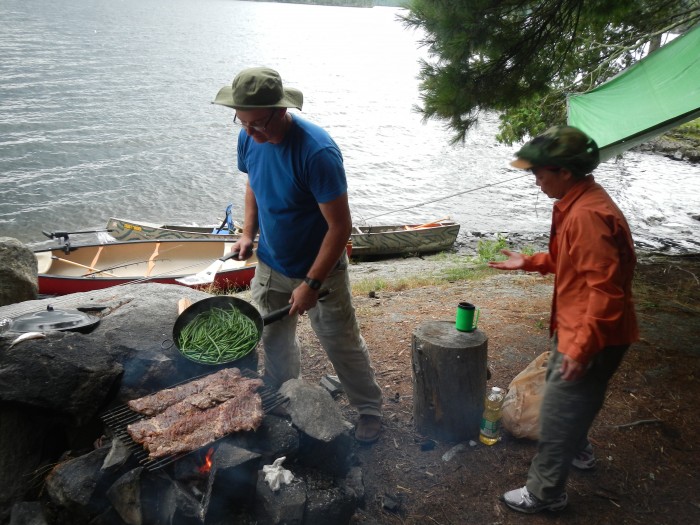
[219,250,241,262]
[262,289,330,325]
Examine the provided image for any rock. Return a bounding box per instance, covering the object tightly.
[9,501,49,525]
[0,329,123,425]
[44,447,116,519]
[304,482,357,525]
[634,133,700,164]
[279,379,354,477]
[255,476,307,525]
[279,379,349,443]
[0,238,38,307]
[228,414,300,463]
[0,405,57,522]
[320,374,343,397]
[105,467,144,525]
[344,466,365,503]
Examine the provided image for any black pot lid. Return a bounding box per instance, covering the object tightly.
[10,308,100,333]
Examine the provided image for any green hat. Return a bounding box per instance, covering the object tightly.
[213,67,303,110]
[510,126,600,175]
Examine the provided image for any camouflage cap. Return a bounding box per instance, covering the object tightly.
[510,126,600,175]
[213,67,303,110]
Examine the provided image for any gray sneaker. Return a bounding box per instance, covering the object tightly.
[572,443,596,470]
[502,486,568,514]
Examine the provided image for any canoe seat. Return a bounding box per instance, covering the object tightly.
[35,252,53,274]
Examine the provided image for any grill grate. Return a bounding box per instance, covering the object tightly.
[100,368,287,471]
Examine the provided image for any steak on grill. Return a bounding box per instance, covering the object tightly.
[127,367,243,416]
[126,369,264,458]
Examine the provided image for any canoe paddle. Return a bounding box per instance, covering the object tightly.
[50,256,118,277]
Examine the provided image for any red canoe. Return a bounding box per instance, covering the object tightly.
[34,239,258,296]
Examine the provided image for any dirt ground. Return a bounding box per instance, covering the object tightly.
[294,252,700,525]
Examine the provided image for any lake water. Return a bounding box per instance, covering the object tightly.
[1,0,698,254]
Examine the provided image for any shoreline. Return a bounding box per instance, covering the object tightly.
[346,234,700,288]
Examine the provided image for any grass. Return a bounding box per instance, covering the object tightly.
[664,118,700,146]
[202,236,544,297]
[675,119,700,140]
[351,236,539,294]
[632,256,700,313]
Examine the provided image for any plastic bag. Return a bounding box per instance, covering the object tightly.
[501,351,549,440]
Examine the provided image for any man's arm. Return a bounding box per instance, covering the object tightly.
[232,181,258,260]
[288,192,351,315]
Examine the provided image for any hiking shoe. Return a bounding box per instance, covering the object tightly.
[572,443,596,470]
[355,415,381,444]
[502,486,568,514]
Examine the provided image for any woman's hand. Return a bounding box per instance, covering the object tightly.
[488,249,526,270]
[560,355,588,381]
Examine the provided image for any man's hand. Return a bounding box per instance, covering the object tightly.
[560,354,588,381]
[488,250,526,271]
[231,236,255,260]
[288,284,319,316]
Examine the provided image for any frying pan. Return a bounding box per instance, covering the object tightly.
[172,290,329,365]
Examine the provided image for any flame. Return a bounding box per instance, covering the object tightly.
[198,447,214,474]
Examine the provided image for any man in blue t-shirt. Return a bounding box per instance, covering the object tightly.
[213,67,383,443]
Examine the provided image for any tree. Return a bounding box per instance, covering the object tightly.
[400,0,700,144]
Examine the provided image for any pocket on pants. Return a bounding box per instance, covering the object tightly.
[328,252,348,276]
[251,262,272,307]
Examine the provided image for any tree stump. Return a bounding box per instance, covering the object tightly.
[412,321,488,442]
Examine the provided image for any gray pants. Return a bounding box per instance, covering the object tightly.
[527,335,628,501]
[250,253,383,417]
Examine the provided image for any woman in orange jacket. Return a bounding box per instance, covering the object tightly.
[490,126,638,514]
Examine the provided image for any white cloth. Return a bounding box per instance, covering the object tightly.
[263,457,294,492]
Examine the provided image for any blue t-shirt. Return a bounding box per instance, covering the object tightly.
[237,115,347,278]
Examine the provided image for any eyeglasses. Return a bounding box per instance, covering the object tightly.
[234,110,276,132]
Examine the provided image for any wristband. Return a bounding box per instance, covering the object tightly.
[304,277,323,290]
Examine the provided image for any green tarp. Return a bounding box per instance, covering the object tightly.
[567,25,700,162]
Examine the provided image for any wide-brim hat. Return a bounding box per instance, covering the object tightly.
[213,67,303,110]
[510,125,600,175]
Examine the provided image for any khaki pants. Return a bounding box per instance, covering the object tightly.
[250,253,383,417]
[526,335,628,501]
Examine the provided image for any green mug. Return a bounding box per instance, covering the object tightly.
[455,302,479,332]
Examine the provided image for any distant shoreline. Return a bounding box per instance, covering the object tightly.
[635,134,700,164]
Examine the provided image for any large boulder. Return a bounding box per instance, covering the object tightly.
[0,237,38,307]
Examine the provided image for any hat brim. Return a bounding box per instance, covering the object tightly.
[510,158,534,170]
[212,86,303,111]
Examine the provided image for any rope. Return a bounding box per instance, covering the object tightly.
[361,173,530,222]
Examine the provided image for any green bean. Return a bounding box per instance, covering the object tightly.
[178,307,259,364]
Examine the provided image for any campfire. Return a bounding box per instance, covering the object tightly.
[5,367,362,525]
[199,448,214,475]
[0,285,364,524]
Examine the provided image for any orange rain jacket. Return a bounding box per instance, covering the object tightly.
[522,176,639,365]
